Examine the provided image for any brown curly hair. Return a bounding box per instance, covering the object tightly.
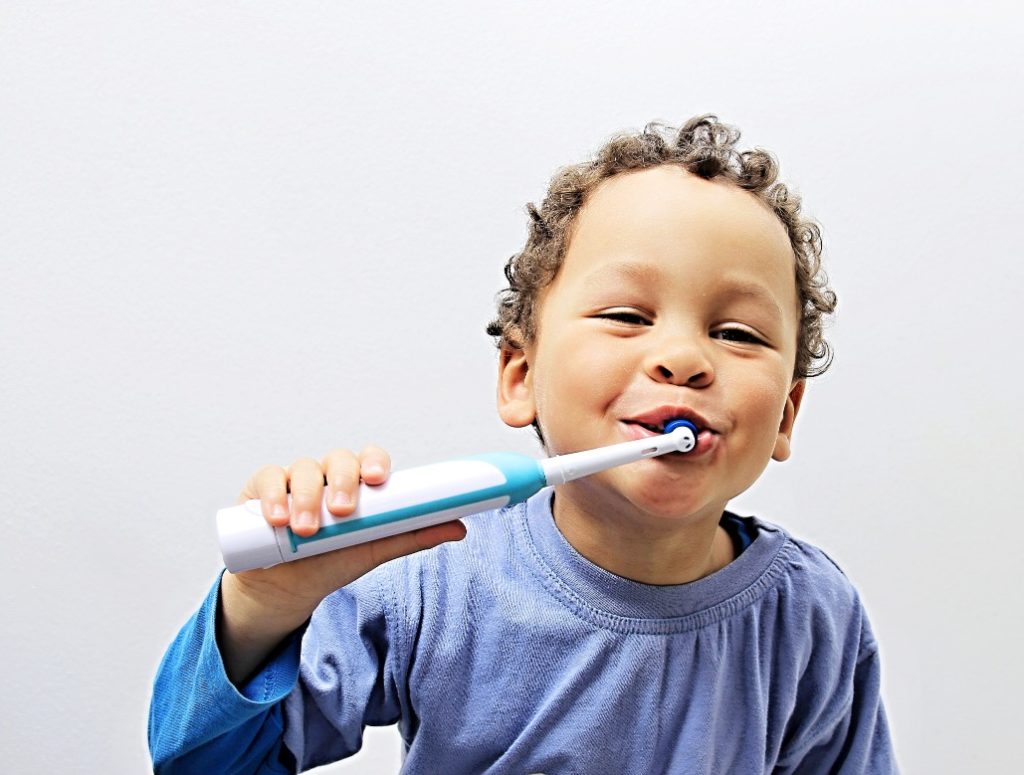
[486,114,837,380]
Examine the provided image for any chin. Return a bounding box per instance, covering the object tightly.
[620,483,723,526]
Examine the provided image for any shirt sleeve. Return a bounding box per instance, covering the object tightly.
[280,566,410,769]
[148,572,307,774]
[777,611,899,774]
[149,567,408,774]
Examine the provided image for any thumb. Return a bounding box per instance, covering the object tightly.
[362,520,468,569]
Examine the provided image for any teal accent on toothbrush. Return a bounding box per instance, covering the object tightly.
[286,452,546,551]
[217,422,698,572]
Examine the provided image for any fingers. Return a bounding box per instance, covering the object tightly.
[239,464,291,527]
[235,458,328,535]
[320,449,361,516]
[320,445,392,511]
[358,445,391,486]
[240,446,395,540]
[283,457,326,536]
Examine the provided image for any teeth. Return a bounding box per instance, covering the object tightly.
[631,419,705,434]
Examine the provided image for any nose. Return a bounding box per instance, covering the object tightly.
[643,331,715,388]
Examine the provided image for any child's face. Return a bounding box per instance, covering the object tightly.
[498,166,805,524]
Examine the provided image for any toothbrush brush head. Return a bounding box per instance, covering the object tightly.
[663,418,698,436]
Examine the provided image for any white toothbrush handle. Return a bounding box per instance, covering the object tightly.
[217,453,545,572]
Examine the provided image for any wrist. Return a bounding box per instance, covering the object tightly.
[217,572,316,686]
[220,571,317,635]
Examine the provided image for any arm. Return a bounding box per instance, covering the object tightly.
[149,446,465,773]
[150,565,418,773]
[148,573,306,774]
[778,622,899,774]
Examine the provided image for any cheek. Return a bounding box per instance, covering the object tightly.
[533,332,624,415]
[544,330,610,381]
[740,372,790,432]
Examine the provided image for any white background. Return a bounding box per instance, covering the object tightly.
[2,2,1021,773]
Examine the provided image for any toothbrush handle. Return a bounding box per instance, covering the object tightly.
[217,453,546,572]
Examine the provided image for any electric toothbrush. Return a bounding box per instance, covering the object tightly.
[217,420,698,572]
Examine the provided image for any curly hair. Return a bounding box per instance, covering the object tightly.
[486,114,837,380]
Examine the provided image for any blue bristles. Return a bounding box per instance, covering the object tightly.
[663,418,698,435]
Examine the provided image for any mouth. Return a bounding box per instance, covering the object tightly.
[632,419,698,435]
[622,408,717,437]
[620,408,720,457]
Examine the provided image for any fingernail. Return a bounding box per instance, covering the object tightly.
[331,491,350,508]
[364,464,384,478]
[297,511,317,529]
[272,504,288,519]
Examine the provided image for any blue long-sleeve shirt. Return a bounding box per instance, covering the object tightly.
[149,491,898,773]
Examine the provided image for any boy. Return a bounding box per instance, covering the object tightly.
[149,115,897,773]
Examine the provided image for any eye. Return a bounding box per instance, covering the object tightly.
[713,327,766,345]
[596,310,652,326]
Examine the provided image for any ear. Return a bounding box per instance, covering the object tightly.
[496,345,537,428]
[772,379,806,462]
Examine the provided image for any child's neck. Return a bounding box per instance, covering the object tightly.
[550,491,735,586]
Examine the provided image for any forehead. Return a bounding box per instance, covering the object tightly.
[555,166,798,314]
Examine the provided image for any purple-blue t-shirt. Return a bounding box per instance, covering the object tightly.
[149,491,898,773]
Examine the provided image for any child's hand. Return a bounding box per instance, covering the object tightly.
[217,446,466,686]
[248,445,396,539]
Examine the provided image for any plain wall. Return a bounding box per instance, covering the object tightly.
[2,2,1021,772]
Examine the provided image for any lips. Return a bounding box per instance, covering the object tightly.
[619,418,719,457]
[622,407,717,435]
[619,406,720,459]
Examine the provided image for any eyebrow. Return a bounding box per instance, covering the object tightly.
[717,278,786,321]
[580,261,663,291]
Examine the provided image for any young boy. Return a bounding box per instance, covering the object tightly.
[149,115,897,773]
